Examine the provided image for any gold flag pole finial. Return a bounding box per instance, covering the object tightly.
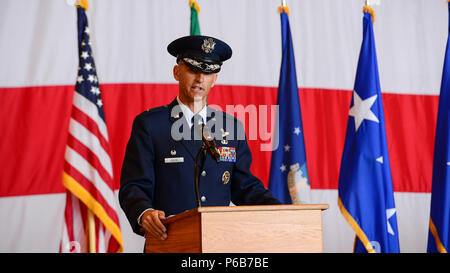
[278,0,290,16]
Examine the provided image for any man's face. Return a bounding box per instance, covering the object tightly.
[173,62,218,109]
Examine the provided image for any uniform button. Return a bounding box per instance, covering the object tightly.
[201,170,206,176]
[201,196,206,202]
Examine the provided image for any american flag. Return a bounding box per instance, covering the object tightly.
[60,5,123,253]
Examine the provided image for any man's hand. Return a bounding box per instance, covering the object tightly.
[141,210,167,240]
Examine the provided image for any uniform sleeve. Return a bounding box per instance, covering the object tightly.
[230,120,281,206]
[119,114,155,236]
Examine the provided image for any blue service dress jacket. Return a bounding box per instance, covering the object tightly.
[119,98,281,236]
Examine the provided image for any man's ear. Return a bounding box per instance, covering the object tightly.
[173,65,180,81]
[211,73,218,87]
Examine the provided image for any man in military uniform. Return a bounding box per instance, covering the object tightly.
[119,35,281,241]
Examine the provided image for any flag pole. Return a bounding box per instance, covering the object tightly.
[75,0,97,253]
[81,0,96,252]
[87,209,96,253]
[365,0,381,6]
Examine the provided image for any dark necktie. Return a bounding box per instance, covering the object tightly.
[191,114,204,142]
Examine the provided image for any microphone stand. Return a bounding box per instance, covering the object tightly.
[193,124,221,208]
[194,144,207,208]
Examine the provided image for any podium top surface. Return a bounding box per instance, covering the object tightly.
[162,204,329,224]
[198,204,329,213]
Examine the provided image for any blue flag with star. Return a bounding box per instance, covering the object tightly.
[268,8,311,204]
[337,9,400,253]
[427,2,450,254]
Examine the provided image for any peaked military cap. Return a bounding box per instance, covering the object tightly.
[167,35,232,73]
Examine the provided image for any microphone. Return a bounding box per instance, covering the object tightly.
[201,124,221,163]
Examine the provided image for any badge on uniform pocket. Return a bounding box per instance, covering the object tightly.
[222,171,230,184]
[217,147,236,162]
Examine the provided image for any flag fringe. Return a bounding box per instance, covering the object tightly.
[278,6,290,17]
[190,0,200,14]
[429,218,448,253]
[63,171,124,253]
[76,0,89,11]
[338,197,376,253]
[363,5,375,23]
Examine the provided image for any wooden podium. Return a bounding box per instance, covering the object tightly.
[145,204,328,253]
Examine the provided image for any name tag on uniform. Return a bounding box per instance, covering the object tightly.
[164,157,184,163]
[218,147,236,162]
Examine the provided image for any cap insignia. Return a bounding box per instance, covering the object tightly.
[201,38,216,53]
